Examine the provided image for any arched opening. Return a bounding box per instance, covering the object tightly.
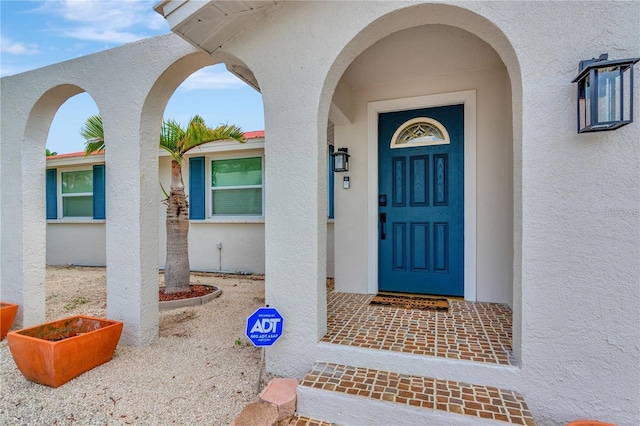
[44,91,107,321]
[317,4,523,368]
[159,63,265,276]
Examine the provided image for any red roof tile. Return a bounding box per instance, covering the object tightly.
[243,130,264,139]
[47,150,104,159]
[47,131,265,159]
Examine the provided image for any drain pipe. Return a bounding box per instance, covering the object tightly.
[216,242,223,272]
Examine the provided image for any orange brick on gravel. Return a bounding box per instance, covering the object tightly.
[260,378,300,421]
[230,401,279,426]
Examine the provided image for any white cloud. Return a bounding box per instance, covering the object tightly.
[0,36,40,55]
[63,28,142,44]
[43,0,168,45]
[180,68,246,91]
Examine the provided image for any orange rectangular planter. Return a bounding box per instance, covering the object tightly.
[1,302,19,340]
[7,315,123,387]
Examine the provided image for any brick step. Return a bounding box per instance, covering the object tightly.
[297,362,535,426]
[288,416,335,426]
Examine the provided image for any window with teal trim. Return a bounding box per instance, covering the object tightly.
[47,166,105,220]
[62,170,93,217]
[211,157,263,216]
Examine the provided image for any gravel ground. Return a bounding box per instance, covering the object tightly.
[0,266,272,425]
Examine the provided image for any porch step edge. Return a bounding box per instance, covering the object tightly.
[298,386,510,426]
[297,362,535,426]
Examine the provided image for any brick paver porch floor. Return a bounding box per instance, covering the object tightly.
[321,291,515,366]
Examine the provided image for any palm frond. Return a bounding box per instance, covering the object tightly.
[160,115,246,160]
[80,115,105,156]
[159,181,169,200]
[160,119,184,161]
[80,113,246,162]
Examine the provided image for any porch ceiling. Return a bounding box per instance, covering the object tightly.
[153,0,276,55]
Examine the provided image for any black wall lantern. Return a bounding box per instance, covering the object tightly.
[331,147,350,172]
[572,53,639,133]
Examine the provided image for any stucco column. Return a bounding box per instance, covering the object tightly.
[262,88,328,379]
[0,106,47,328]
[0,80,77,327]
[102,110,160,346]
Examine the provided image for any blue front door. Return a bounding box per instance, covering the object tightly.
[378,104,464,296]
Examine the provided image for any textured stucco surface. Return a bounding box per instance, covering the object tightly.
[215,1,639,424]
[0,34,217,345]
[1,1,638,424]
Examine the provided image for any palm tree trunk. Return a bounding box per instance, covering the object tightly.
[164,160,191,294]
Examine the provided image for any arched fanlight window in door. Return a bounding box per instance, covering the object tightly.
[390,117,450,148]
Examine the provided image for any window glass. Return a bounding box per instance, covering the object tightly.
[63,196,93,217]
[212,157,262,187]
[62,170,93,193]
[211,157,262,216]
[212,188,262,215]
[61,170,93,217]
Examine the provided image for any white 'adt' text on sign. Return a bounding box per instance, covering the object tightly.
[249,317,281,334]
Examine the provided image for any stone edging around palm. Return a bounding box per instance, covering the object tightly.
[159,285,222,311]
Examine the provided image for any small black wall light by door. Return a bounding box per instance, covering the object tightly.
[330,148,350,172]
[572,53,640,133]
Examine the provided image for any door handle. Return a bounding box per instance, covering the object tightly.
[379,213,386,240]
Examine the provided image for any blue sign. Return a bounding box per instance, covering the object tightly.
[246,307,284,347]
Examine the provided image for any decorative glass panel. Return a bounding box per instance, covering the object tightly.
[390,117,450,149]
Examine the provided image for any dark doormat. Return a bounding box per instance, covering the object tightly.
[370,293,449,311]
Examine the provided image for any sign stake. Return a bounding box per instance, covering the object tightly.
[257,347,265,394]
[246,306,284,394]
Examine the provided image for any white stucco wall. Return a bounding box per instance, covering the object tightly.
[2,1,638,425]
[46,223,106,266]
[214,1,639,424]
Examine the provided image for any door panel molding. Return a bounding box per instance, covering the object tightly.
[367,90,477,300]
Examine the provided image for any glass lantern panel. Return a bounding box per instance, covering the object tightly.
[334,155,347,171]
[596,67,621,123]
[584,73,591,127]
[622,67,632,121]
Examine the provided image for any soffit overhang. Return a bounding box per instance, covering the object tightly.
[154,1,275,91]
[153,1,276,56]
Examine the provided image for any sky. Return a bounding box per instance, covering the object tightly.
[0,0,264,154]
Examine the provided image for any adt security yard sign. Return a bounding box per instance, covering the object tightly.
[246,307,284,347]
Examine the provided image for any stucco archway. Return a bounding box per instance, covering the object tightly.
[0,34,265,345]
[3,84,99,327]
[317,2,523,361]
